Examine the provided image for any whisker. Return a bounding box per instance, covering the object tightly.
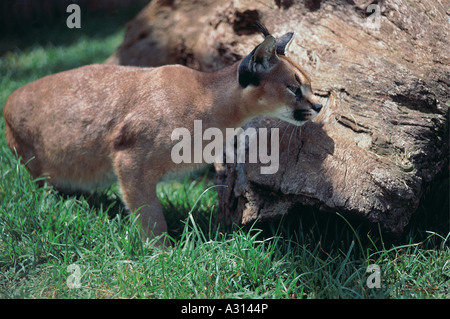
[294,127,298,148]
[287,125,296,156]
[280,123,291,145]
[297,126,303,151]
[273,119,284,128]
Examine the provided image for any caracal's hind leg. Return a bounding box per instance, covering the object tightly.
[4,116,45,185]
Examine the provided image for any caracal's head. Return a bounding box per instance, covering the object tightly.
[238,24,322,126]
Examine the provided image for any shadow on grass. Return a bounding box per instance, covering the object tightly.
[0,4,145,56]
[54,186,128,221]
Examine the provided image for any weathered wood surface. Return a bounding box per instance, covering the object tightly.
[106,0,449,236]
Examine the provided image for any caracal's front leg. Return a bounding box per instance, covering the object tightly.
[113,152,168,245]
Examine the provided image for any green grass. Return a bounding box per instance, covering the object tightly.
[0,11,449,299]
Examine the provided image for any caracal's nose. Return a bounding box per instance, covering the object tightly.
[313,103,323,112]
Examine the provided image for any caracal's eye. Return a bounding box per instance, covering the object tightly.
[287,85,297,94]
[287,85,302,99]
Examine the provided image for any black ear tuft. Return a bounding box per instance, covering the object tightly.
[254,21,271,37]
[276,32,294,55]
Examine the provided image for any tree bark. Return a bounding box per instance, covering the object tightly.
[106,0,449,236]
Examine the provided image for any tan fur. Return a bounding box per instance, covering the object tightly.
[3,33,321,244]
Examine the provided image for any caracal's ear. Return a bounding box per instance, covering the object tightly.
[252,35,278,71]
[238,35,279,87]
[276,32,294,56]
